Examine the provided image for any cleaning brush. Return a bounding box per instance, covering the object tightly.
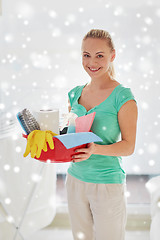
[17,108,40,135]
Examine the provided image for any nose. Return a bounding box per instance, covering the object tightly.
[88,57,98,67]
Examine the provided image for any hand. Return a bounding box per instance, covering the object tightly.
[72,142,96,163]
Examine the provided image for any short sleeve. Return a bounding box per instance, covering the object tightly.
[116,87,137,112]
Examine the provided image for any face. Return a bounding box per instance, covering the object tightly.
[81,38,115,79]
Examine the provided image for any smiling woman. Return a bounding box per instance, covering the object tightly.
[66,29,138,240]
[1,0,160,239]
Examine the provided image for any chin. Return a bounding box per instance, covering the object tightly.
[87,71,107,79]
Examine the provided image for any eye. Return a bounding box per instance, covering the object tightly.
[97,54,103,58]
[83,54,90,58]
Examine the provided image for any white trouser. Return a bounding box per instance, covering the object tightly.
[66,173,127,240]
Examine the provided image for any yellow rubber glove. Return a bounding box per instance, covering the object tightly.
[31,130,46,158]
[43,130,58,152]
[23,130,58,158]
[23,130,38,158]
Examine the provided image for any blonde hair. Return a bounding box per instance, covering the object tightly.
[82,29,115,79]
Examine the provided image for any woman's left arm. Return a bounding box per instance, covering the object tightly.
[72,100,138,162]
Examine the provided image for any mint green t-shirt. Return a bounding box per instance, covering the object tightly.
[67,83,137,184]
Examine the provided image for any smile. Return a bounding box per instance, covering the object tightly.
[88,67,101,72]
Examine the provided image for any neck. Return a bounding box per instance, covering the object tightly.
[88,73,114,90]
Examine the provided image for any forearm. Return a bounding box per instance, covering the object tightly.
[94,140,135,157]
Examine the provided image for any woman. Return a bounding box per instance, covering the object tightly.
[66,29,138,240]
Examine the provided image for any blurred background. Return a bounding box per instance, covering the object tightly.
[0,0,160,239]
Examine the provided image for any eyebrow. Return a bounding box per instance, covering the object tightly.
[83,51,105,54]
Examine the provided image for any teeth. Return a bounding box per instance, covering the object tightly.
[89,68,99,71]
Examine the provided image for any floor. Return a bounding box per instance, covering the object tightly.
[28,228,150,240]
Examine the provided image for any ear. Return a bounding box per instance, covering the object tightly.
[110,49,116,62]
